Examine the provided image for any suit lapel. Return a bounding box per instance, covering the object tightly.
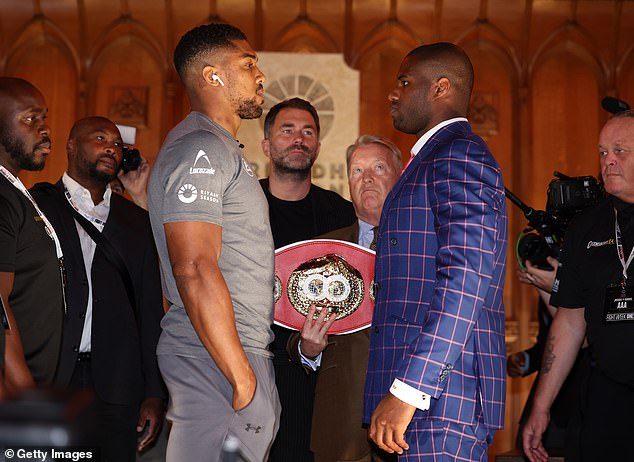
[348,221,359,243]
[382,121,471,215]
[101,194,118,241]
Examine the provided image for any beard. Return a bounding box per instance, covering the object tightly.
[83,155,118,184]
[271,144,317,176]
[390,102,428,135]
[237,97,263,120]
[0,134,49,171]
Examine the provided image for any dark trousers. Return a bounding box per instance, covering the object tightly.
[269,326,316,462]
[565,367,634,462]
[570,366,634,462]
[70,356,139,462]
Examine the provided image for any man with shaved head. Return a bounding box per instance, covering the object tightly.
[0,77,64,395]
[30,116,166,461]
[363,43,508,461]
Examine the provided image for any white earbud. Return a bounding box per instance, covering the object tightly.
[211,73,225,87]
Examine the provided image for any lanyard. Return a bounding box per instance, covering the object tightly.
[63,186,107,229]
[0,166,63,259]
[0,165,67,315]
[614,208,634,282]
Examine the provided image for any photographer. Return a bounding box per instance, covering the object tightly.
[523,110,634,462]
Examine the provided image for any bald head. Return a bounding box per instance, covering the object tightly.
[599,110,634,203]
[406,43,474,108]
[66,116,123,189]
[389,42,474,136]
[0,78,50,174]
[68,116,118,142]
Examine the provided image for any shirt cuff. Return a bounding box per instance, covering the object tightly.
[389,379,431,411]
[298,340,322,371]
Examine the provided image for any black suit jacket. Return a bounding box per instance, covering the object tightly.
[31,180,165,405]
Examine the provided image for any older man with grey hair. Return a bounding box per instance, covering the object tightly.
[288,134,402,462]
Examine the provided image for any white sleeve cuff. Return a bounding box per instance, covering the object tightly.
[298,340,322,371]
[389,379,431,411]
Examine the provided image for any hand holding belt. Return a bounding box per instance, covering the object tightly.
[274,239,375,335]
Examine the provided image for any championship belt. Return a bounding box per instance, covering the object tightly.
[274,239,375,335]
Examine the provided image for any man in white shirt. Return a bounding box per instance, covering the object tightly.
[31,116,165,462]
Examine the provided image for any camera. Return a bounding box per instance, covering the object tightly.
[121,145,142,173]
[506,172,604,270]
[546,174,605,219]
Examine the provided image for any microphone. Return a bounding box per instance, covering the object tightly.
[601,96,630,114]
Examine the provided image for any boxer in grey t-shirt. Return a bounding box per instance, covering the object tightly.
[150,111,275,358]
[147,23,279,462]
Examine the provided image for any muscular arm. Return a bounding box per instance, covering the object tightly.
[164,221,255,411]
[0,272,35,393]
[522,307,586,462]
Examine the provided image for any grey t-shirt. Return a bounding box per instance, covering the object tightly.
[148,111,274,358]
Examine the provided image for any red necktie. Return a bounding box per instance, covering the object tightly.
[401,154,414,175]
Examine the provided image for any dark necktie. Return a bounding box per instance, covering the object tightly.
[370,226,378,251]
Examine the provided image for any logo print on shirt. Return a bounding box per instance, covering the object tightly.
[242,158,254,177]
[190,150,215,175]
[586,238,615,249]
[178,184,198,203]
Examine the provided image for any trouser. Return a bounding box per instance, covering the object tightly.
[399,410,491,462]
[269,325,316,462]
[69,353,139,462]
[158,352,280,462]
[569,366,634,462]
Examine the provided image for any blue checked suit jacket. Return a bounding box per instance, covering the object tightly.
[363,120,508,434]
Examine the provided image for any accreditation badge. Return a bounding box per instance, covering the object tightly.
[274,239,375,335]
[604,281,634,323]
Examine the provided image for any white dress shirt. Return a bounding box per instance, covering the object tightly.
[62,173,111,353]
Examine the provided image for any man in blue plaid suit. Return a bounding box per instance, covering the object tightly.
[363,43,508,461]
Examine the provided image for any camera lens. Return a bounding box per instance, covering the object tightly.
[517,233,553,270]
